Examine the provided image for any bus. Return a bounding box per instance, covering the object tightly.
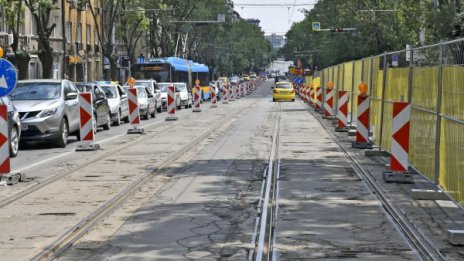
[131,57,210,98]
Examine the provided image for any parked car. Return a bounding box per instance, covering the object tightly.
[250,72,257,78]
[75,83,112,131]
[218,76,228,85]
[99,83,129,126]
[242,75,251,81]
[229,76,240,85]
[0,96,21,157]
[157,83,181,110]
[123,86,156,119]
[134,79,162,113]
[172,82,192,109]
[10,79,80,148]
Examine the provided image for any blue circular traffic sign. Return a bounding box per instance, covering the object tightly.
[0,58,18,97]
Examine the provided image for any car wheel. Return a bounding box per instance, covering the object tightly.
[114,111,121,126]
[151,105,156,118]
[9,125,19,157]
[292,99,295,102]
[103,112,111,130]
[55,118,69,148]
[157,105,162,113]
[273,98,276,102]
[124,115,130,123]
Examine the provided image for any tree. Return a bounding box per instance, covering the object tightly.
[24,0,58,78]
[0,0,30,79]
[119,0,149,63]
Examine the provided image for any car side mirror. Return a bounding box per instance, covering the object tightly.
[147,93,153,98]
[121,94,128,99]
[66,92,78,100]
[155,89,161,93]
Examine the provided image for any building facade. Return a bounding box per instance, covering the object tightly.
[265,33,286,49]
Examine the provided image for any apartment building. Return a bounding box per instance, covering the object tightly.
[0,0,104,81]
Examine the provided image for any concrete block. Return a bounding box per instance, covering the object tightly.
[127,127,144,134]
[0,173,21,185]
[165,116,178,121]
[352,141,374,149]
[411,189,449,200]
[448,230,464,245]
[365,149,390,157]
[382,171,414,184]
[75,142,100,151]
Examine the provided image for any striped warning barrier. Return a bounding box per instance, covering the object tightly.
[324,87,334,118]
[235,84,240,99]
[0,104,22,185]
[315,87,322,110]
[222,85,229,104]
[76,92,100,150]
[211,85,218,108]
[383,102,414,183]
[166,84,178,121]
[335,91,348,132]
[0,105,10,174]
[127,87,144,134]
[229,84,235,101]
[352,94,373,149]
[193,82,202,112]
[309,87,315,107]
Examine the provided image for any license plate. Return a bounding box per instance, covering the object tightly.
[280,91,288,94]
[21,124,28,131]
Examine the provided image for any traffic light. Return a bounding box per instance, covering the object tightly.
[331,28,344,33]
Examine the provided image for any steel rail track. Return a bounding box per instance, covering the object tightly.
[254,103,280,261]
[31,85,266,261]
[309,107,445,261]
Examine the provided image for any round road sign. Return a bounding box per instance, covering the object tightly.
[0,58,18,97]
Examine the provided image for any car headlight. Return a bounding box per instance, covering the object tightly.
[37,107,58,118]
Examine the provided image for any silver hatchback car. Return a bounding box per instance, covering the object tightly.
[10,80,81,148]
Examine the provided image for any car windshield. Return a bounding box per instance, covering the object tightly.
[124,87,146,98]
[100,86,118,98]
[230,77,239,82]
[11,82,61,100]
[157,83,171,92]
[276,83,292,89]
[135,81,150,88]
[174,84,187,92]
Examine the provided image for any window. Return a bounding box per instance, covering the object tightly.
[53,16,60,38]
[86,24,91,44]
[66,22,71,42]
[77,23,82,43]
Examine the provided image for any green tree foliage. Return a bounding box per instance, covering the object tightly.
[283,0,464,69]
[0,0,30,79]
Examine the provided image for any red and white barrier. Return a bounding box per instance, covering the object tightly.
[229,84,235,101]
[166,84,178,121]
[336,91,348,132]
[383,102,414,183]
[127,87,144,134]
[390,102,411,172]
[211,85,218,108]
[236,83,241,99]
[193,83,202,112]
[324,88,334,118]
[0,105,10,174]
[315,87,322,110]
[309,87,315,107]
[222,85,229,104]
[352,95,372,149]
[76,93,100,151]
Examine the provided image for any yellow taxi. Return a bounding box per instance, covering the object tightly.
[272,81,295,102]
[242,75,251,81]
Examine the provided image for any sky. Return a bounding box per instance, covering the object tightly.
[233,0,318,36]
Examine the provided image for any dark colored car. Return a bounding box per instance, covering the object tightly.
[0,96,21,157]
[75,83,112,131]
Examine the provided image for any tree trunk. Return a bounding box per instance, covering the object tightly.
[13,52,30,80]
[38,49,54,79]
[108,55,118,82]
